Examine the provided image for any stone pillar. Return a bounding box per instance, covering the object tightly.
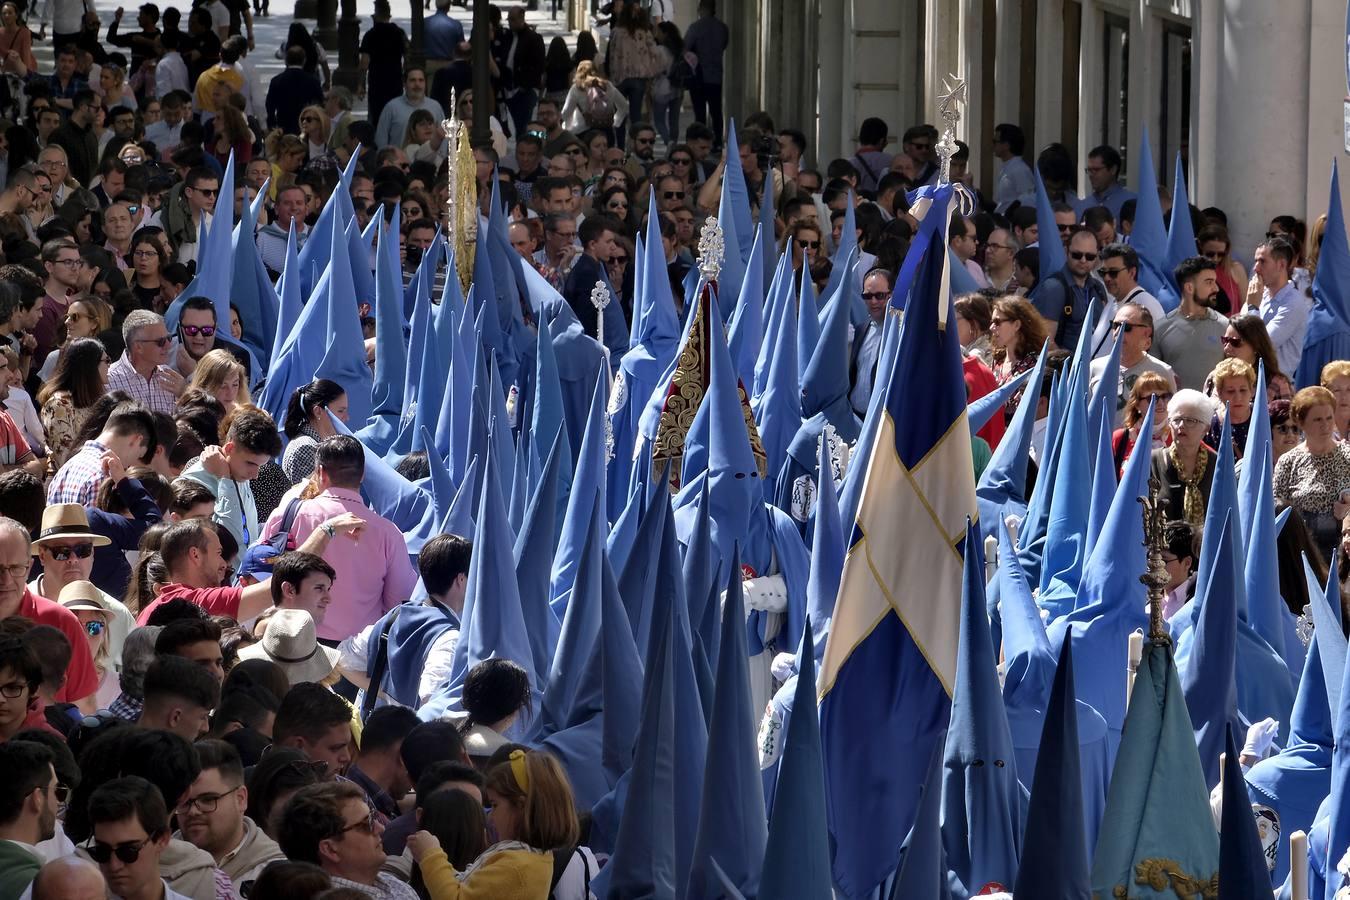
[315,0,338,51]
[471,0,493,147]
[1206,0,1312,259]
[816,0,845,163]
[295,0,318,22]
[1032,0,1063,147]
[333,0,361,91]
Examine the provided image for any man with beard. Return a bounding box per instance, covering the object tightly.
[0,741,60,897]
[1155,256,1228,391]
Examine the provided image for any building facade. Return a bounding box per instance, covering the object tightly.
[708,0,1347,259]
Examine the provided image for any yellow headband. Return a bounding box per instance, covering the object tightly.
[508,749,530,794]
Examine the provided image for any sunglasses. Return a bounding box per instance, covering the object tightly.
[1099,266,1127,278]
[45,542,94,560]
[1273,423,1300,435]
[182,325,216,337]
[85,620,105,636]
[861,291,891,301]
[1069,251,1097,262]
[663,191,685,200]
[797,238,821,249]
[611,256,628,264]
[135,335,172,347]
[1111,321,1138,333]
[1220,335,1244,347]
[87,832,163,865]
[189,186,219,197]
[671,157,692,165]
[1141,391,1173,404]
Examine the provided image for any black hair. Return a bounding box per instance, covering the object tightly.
[246,860,331,900]
[245,748,321,833]
[419,534,473,598]
[154,617,223,656]
[143,653,220,711]
[993,123,1026,155]
[359,705,420,754]
[67,727,201,842]
[579,215,621,248]
[269,552,336,607]
[194,738,245,783]
[1082,206,1115,233]
[314,435,364,488]
[0,471,45,537]
[413,760,484,807]
[461,658,532,731]
[87,775,169,835]
[394,451,430,482]
[273,683,351,745]
[1164,520,1198,568]
[1260,235,1297,267]
[144,595,210,626]
[1087,144,1122,173]
[1174,255,1218,287]
[19,626,69,694]
[416,787,487,870]
[1101,242,1139,271]
[400,721,468,782]
[0,741,54,825]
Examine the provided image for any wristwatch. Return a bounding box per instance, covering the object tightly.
[321,523,336,539]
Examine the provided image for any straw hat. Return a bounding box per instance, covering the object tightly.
[57,580,109,615]
[237,609,339,685]
[32,504,112,552]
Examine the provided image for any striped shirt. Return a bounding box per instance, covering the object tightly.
[106,353,179,414]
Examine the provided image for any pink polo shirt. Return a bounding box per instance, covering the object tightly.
[262,487,418,642]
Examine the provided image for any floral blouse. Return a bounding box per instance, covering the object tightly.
[41,391,82,474]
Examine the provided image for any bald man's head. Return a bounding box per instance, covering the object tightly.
[33,857,106,900]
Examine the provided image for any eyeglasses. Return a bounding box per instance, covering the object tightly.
[0,681,28,699]
[797,238,821,249]
[1220,335,1244,347]
[53,257,81,268]
[132,249,159,259]
[1111,321,1138,333]
[175,786,241,816]
[1273,423,1301,435]
[1169,415,1206,428]
[1099,266,1127,278]
[182,325,216,337]
[135,335,172,347]
[0,562,29,582]
[84,620,105,637]
[65,311,91,322]
[550,230,577,240]
[44,542,93,560]
[333,808,377,838]
[861,291,891,301]
[985,242,1013,251]
[990,317,1010,326]
[662,191,685,200]
[86,833,163,865]
[1141,392,1173,404]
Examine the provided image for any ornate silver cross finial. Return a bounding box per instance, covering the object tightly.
[697,216,724,282]
[936,75,967,188]
[591,280,612,352]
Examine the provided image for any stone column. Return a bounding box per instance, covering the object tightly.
[333,0,361,91]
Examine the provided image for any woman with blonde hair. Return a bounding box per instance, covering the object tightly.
[186,349,250,414]
[37,294,112,382]
[1203,356,1256,461]
[1320,360,1350,439]
[264,132,307,199]
[407,749,597,899]
[1110,370,1173,473]
[298,105,333,163]
[561,59,628,138]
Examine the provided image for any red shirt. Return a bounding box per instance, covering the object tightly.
[135,582,242,625]
[18,589,98,704]
[964,355,1007,450]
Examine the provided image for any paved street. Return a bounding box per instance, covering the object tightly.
[32,0,581,119]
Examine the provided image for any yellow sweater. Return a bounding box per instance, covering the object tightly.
[420,842,555,900]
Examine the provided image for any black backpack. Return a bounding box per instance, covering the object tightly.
[549,846,592,898]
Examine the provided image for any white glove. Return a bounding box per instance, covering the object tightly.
[1242,718,1280,762]
[770,652,796,683]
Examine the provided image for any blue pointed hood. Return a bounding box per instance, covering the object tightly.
[229,170,279,366]
[1032,166,1067,276]
[343,213,376,307]
[688,548,769,899]
[315,211,372,428]
[715,119,751,310]
[759,163,777,286]
[674,288,766,569]
[632,190,682,350]
[967,367,1034,436]
[369,215,407,420]
[513,430,565,687]
[726,225,766,388]
[429,452,539,725]
[530,314,573,486]
[270,223,302,365]
[1035,310,1097,617]
[1219,727,1274,896]
[1296,161,1350,387]
[680,479,719,672]
[1243,425,1303,680]
[757,621,832,900]
[382,257,432,459]
[439,455,477,538]
[539,488,603,738]
[796,262,820,386]
[484,359,517,503]
[752,248,796,405]
[1013,634,1091,900]
[615,469,669,655]
[438,275,479,483]
[295,171,355,299]
[805,435,843,656]
[1324,598,1350,900]
[976,342,1049,539]
[547,370,609,615]
[1164,154,1196,296]
[1311,551,1346,727]
[798,250,861,442]
[1125,129,1176,307]
[941,520,1022,897]
[750,249,800,483]
[402,428,458,556]
[890,740,952,900]
[1083,401,1117,562]
[1086,324,1123,445]
[1180,511,1243,790]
